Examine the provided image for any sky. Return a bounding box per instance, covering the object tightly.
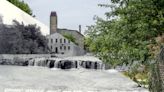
[23,0,109,33]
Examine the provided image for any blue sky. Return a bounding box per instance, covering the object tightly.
[23,0,109,33]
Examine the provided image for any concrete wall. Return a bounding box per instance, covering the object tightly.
[0,0,49,35]
[0,54,51,60]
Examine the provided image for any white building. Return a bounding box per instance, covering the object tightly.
[47,11,85,57]
[47,32,85,57]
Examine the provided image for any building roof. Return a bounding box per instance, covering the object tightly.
[57,28,84,37]
[50,11,57,16]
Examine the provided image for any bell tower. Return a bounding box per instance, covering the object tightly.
[50,11,57,34]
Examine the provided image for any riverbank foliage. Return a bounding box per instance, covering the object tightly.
[85,0,164,90]
[7,0,33,16]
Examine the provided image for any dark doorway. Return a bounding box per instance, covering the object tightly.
[55,47,58,53]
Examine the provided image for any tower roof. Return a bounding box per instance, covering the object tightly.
[50,11,57,16]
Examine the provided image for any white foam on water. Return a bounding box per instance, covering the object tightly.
[106,69,118,73]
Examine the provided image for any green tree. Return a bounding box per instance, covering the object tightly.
[63,33,78,45]
[7,0,33,16]
[86,0,164,67]
[85,0,164,89]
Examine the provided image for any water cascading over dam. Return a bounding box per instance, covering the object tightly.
[0,55,105,70]
[28,56,105,70]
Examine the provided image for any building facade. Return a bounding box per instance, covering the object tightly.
[49,11,84,49]
[47,11,85,56]
[47,32,85,57]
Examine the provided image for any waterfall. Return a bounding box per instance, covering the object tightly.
[26,57,105,70]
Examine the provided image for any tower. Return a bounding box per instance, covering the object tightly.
[0,15,3,24]
[50,11,57,34]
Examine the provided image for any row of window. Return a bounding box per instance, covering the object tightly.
[50,46,71,51]
[50,38,70,44]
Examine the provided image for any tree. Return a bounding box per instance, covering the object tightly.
[0,20,49,54]
[85,0,164,88]
[63,33,78,45]
[7,0,33,16]
[86,0,164,66]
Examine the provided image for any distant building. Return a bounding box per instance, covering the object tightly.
[47,32,85,57]
[47,11,85,56]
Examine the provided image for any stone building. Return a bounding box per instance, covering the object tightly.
[47,32,85,56]
[47,11,85,56]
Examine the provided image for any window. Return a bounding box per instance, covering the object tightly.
[55,47,58,53]
[51,46,53,50]
[68,46,70,50]
[60,39,62,43]
[68,40,70,43]
[56,39,58,43]
[64,39,66,43]
[60,46,62,50]
[64,46,66,50]
[51,39,53,43]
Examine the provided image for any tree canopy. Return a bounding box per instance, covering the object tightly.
[63,33,78,45]
[7,0,33,16]
[85,0,164,89]
[0,20,49,54]
[85,0,164,67]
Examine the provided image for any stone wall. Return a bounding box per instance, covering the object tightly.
[159,63,164,91]
[159,64,164,82]
[159,47,164,90]
[0,54,51,60]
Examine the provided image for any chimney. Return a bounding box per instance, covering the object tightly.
[50,11,57,34]
[79,25,81,33]
[0,15,3,24]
